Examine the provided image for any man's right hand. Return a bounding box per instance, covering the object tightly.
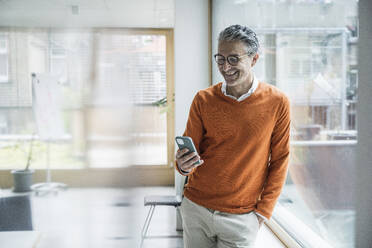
[176,148,204,173]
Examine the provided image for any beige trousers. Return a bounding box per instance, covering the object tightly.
[180,196,260,248]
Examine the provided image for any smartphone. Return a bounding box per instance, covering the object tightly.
[175,136,201,165]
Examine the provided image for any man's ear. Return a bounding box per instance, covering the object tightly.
[251,54,259,67]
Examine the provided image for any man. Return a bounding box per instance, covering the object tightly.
[175,25,291,248]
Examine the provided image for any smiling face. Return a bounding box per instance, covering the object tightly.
[217,40,259,87]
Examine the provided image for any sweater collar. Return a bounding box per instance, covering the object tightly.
[221,74,259,102]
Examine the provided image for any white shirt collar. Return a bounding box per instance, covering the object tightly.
[221,74,259,102]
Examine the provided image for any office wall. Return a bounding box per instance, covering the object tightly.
[0,0,174,28]
[355,0,372,247]
[174,0,210,229]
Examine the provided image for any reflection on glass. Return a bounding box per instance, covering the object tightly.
[0,29,92,169]
[0,29,168,169]
[91,33,167,166]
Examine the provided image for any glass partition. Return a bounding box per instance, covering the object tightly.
[0,28,171,169]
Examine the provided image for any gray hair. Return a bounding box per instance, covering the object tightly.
[218,25,259,56]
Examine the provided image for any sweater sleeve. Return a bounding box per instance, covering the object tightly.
[255,95,291,220]
[174,92,205,176]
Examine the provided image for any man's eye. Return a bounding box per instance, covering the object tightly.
[228,57,239,64]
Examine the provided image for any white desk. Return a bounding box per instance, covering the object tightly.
[0,231,41,248]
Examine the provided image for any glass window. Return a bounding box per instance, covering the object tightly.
[0,28,171,169]
[0,33,9,83]
[91,32,168,167]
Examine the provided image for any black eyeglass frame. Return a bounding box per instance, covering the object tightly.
[213,53,251,66]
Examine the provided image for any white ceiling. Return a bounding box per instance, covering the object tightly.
[0,0,174,28]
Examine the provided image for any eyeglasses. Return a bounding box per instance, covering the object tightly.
[214,53,250,66]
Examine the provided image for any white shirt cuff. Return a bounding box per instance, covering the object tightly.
[177,163,192,176]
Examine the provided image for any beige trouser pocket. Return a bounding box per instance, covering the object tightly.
[180,196,259,248]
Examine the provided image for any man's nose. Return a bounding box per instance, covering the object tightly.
[222,61,232,71]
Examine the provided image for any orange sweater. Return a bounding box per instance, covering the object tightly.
[176,81,291,220]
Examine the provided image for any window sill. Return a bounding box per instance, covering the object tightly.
[267,204,333,248]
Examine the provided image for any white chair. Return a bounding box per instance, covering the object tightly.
[140,195,182,248]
